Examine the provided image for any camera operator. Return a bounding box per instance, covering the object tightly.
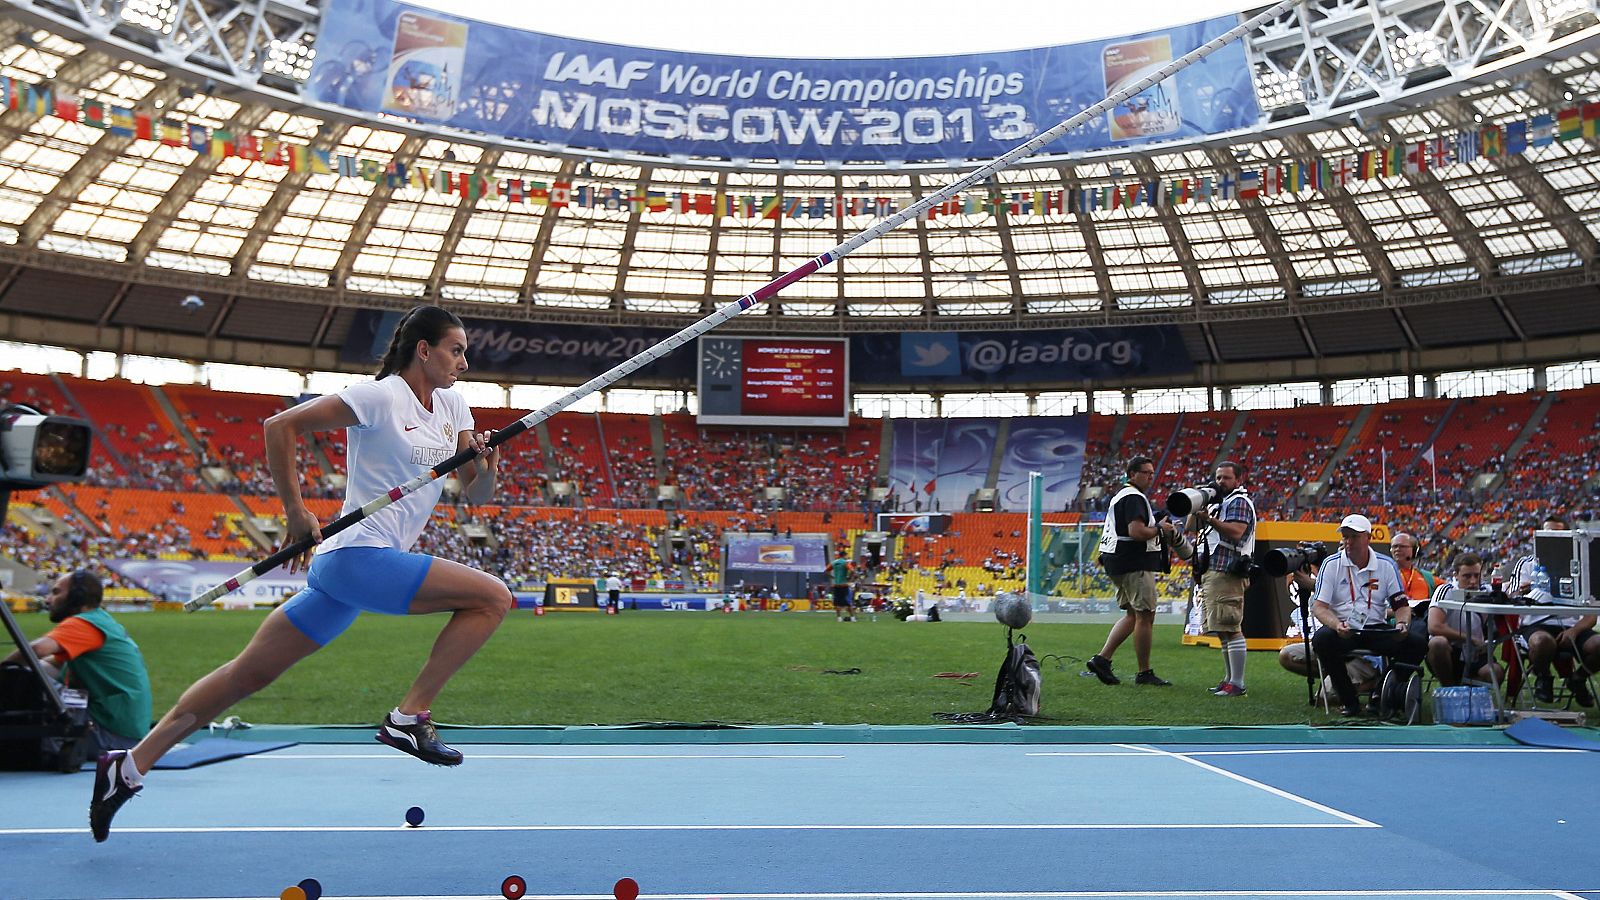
[1310,515,1413,717]
[1190,460,1256,698]
[1087,456,1182,687]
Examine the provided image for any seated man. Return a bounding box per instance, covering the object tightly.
[1278,566,1379,703]
[1425,553,1502,688]
[1509,522,1599,705]
[2,571,152,757]
[1309,515,1414,717]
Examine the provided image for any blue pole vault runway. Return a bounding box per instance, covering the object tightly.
[2,743,1597,899]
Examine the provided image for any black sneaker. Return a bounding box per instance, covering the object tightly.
[1534,675,1555,704]
[1338,703,1364,718]
[376,711,463,766]
[1134,670,1172,686]
[1085,655,1120,685]
[1568,675,1594,708]
[89,751,141,842]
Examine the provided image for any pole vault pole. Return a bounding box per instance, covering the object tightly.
[187,1,1299,611]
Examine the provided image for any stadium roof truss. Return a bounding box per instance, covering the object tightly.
[0,0,1595,379]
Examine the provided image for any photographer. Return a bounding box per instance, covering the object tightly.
[1087,456,1182,687]
[1310,515,1413,717]
[1190,460,1255,698]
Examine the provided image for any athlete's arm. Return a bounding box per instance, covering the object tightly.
[264,395,360,573]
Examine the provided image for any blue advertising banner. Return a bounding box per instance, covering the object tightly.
[340,309,692,381]
[307,1,1259,163]
[724,535,829,572]
[853,326,1193,384]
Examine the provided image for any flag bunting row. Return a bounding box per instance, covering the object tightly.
[6,74,1598,221]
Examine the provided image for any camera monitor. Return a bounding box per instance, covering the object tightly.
[0,406,94,487]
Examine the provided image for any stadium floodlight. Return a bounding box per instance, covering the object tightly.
[1391,32,1446,73]
[119,0,179,36]
[265,38,317,83]
[1532,0,1592,29]
[1254,68,1308,109]
[0,405,94,489]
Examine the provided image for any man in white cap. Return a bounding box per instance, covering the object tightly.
[1309,513,1413,717]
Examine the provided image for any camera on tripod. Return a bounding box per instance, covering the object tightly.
[1261,540,1330,578]
[1166,483,1220,517]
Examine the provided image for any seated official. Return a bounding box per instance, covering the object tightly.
[1390,532,1437,647]
[1309,515,1415,717]
[2,571,152,756]
[1279,566,1380,702]
[1425,553,1502,688]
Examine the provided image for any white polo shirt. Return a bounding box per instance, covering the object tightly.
[1312,549,1407,629]
[318,375,474,555]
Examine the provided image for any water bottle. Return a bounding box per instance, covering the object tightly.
[1469,686,1492,723]
[1534,562,1551,593]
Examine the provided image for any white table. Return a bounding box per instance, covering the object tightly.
[1433,596,1600,721]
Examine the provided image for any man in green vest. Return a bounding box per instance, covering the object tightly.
[831,554,854,622]
[4,571,152,756]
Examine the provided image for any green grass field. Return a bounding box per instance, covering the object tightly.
[14,610,1336,726]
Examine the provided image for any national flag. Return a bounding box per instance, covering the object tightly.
[133,112,153,141]
[1530,113,1555,147]
[923,478,936,495]
[308,149,333,175]
[1311,159,1328,191]
[1382,145,1403,177]
[1584,103,1600,139]
[384,161,407,189]
[691,193,714,215]
[603,187,625,210]
[1559,107,1581,141]
[1218,171,1237,201]
[1171,179,1190,204]
[82,99,106,130]
[645,191,667,211]
[528,181,551,205]
[109,106,135,137]
[1455,130,1480,165]
[209,128,234,158]
[53,90,78,122]
[1198,176,1215,203]
[1359,150,1377,179]
[1262,166,1282,196]
[23,85,48,116]
[572,185,591,208]
[1423,137,1449,170]
[1405,141,1427,175]
[234,133,261,161]
[1238,170,1260,200]
[505,178,525,204]
[1506,120,1527,156]
[158,119,184,146]
[760,195,782,219]
[0,76,17,110]
[1286,162,1306,193]
[1333,156,1354,187]
[357,158,382,183]
[550,180,571,207]
[1482,125,1504,157]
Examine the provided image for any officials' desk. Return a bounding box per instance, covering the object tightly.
[1432,595,1600,722]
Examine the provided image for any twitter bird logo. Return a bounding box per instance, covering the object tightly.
[901,333,961,376]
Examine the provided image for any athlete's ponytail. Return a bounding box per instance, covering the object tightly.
[375,305,465,379]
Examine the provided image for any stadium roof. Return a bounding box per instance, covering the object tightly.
[0,0,1596,388]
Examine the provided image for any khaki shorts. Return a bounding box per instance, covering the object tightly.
[1112,570,1158,612]
[1201,571,1247,634]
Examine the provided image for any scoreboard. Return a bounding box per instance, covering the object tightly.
[697,336,850,427]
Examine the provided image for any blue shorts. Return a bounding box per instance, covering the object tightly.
[281,547,434,645]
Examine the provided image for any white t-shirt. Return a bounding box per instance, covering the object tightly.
[606,576,623,592]
[318,375,474,555]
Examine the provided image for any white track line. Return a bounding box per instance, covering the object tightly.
[1108,744,1380,828]
[1024,748,1581,758]
[0,822,1374,836]
[245,753,848,760]
[84,883,1600,890]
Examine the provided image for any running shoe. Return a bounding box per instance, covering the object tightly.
[89,751,141,843]
[1134,670,1172,687]
[375,711,463,766]
[1085,655,1120,685]
[1210,682,1248,697]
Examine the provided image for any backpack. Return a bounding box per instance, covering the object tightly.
[987,635,1042,719]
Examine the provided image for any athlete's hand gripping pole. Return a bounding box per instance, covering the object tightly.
[186,0,1300,612]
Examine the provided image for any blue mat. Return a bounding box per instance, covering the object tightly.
[1504,716,1600,751]
[78,738,297,771]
